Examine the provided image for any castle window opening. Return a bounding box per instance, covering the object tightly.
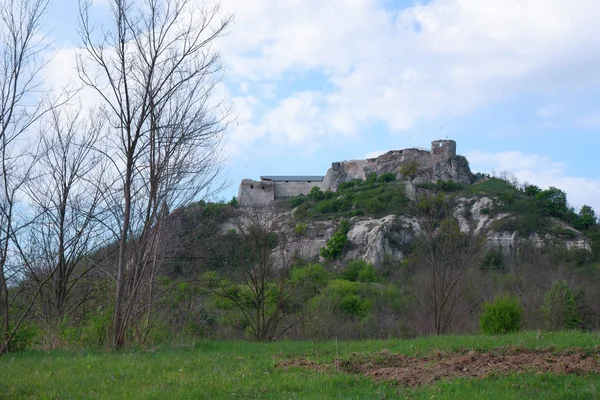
[262,185,265,190]
[250,185,253,189]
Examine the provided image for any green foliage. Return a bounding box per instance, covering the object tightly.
[308,186,325,201]
[542,280,581,331]
[320,219,350,260]
[399,161,418,180]
[377,172,396,183]
[79,307,113,348]
[416,180,466,192]
[320,231,348,260]
[294,222,308,236]
[320,279,373,317]
[573,205,597,231]
[342,260,378,283]
[524,184,541,197]
[536,187,568,218]
[7,323,40,351]
[479,294,523,335]
[290,173,409,220]
[472,172,491,181]
[289,194,305,208]
[229,196,239,207]
[480,249,505,272]
[290,264,329,293]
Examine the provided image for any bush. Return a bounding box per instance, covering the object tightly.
[342,260,377,283]
[294,222,308,236]
[479,294,523,334]
[481,249,505,272]
[320,231,348,260]
[289,195,305,208]
[542,280,580,331]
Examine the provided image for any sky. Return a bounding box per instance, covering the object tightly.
[45,0,600,212]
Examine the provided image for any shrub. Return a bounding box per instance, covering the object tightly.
[542,280,580,331]
[399,162,418,180]
[480,249,505,272]
[320,231,348,260]
[342,260,377,283]
[377,173,396,183]
[308,186,325,201]
[320,219,351,260]
[479,294,523,334]
[289,195,305,208]
[294,222,308,236]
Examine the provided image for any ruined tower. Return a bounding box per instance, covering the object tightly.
[430,139,457,160]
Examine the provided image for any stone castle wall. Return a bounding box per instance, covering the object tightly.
[274,181,323,198]
[238,179,275,206]
[239,139,470,206]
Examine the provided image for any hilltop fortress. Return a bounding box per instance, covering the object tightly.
[238,140,474,206]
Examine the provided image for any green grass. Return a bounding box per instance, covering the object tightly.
[1,331,599,399]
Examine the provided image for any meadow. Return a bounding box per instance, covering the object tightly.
[1,331,599,399]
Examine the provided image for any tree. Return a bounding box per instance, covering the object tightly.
[77,0,232,349]
[0,0,58,355]
[574,205,596,231]
[413,193,485,334]
[542,280,580,331]
[23,108,107,333]
[210,206,310,341]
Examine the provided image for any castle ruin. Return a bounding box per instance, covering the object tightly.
[238,139,472,206]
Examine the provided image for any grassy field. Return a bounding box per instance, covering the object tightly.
[1,331,599,399]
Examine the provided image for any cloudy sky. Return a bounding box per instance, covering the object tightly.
[47,0,600,211]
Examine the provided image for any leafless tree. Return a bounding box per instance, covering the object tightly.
[21,108,107,338]
[77,0,232,349]
[0,0,58,355]
[413,193,486,335]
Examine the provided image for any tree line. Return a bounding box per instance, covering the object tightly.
[0,0,231,353]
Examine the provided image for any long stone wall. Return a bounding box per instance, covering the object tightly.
[274,181,323,198]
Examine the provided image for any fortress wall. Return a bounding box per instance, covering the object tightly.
[238,179,275,206]
[274,181,323,198]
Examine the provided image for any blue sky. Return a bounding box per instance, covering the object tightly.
[46,0,600,212]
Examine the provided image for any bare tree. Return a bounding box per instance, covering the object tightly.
[77,0,231,349]
[0,0,55,355]
[22,108,107,338]
[413,193,485,335]
[211,205,308,341]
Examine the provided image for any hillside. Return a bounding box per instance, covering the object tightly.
[5,153,600,350]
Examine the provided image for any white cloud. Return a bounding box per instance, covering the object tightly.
[467,150,600,212]
[215,0,600,153]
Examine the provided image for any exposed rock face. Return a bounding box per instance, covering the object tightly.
[453,196,591,259]
[344,216,420,266]
[322,147,473,191]
[300,197,592,267]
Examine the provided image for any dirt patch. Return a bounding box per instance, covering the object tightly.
[278,347,600,387]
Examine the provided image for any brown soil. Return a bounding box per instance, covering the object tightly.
[277,347,600,387]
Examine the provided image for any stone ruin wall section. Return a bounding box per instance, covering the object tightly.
[238,179,275,206]
[274,181,324,198]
